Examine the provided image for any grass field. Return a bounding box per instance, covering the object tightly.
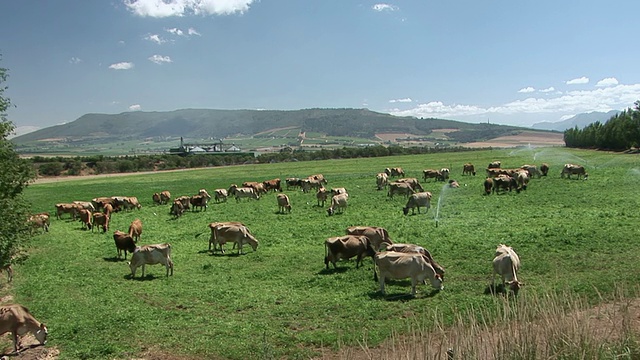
[5,147,640,359]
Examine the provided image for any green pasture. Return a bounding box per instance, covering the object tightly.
[7,147,640,359]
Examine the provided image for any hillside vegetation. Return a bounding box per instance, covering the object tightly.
[6,147,640,359]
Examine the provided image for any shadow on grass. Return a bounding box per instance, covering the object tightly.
[484,283,506,295]
[2,343,46,357]
[125,274,162,281]
[367,289,441,301]
[317,267,349,275]
[103,256,126,262]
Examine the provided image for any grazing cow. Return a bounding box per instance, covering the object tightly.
[160,190,171,204]
[488,161,501,169]
[129,243,174,278]
[113,230,136,259]
[300,179,324,193]
[324,235,375,269]
[439,168,450,181]
[170,200,185,218]
[228,184,260,201]
[387,181,416,198]
[285,177,302,190]
[515,170,529,193]
[55,203,80,220]
[118,196,141,211]
[175,195,191,210]
[214,189,228,203]
[91,197,116,212]
[308,174,328,184]
[78,209,93,230]
[403,191,432,215]
[28,213,50,233]
[92,212,109,233]
[396,178,424,192]
[385,243,445,279]
[520,164,541,178]
[492,175,517,194]
[327,193,348,216]
[561,164,588,179]
[152,192,162,205]
[462,163,476,176]
[103,203,114,217]
[422,169,442,182]
[330,187,348,196]
[493,244,522,295]
[540,163,549,177]
[448,179,460,188]
[375,251,444,296]
[0,304,48,353]
[345,226,393,251]
[276,193,292,213]
[190,195,210,212]
[385,167,404,177]
[242,182,267,196]
[207,222,249,251]
[316,187,328,207]
[72,201,95,212]
[210,224,258,254]
[483,177,494,195]
[128,218,142,242]
[262,178,282,193]
[376,172,389,190]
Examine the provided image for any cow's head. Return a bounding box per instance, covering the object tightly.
[35,323,48,346]
[430,274,444,291]
[507,280,522,295]
[402,207,410,216]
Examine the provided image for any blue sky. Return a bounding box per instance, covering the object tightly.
[2,0,639,135]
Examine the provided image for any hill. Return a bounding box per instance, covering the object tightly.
[531,110,620,131]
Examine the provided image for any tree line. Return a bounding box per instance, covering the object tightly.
[564,101,640,150]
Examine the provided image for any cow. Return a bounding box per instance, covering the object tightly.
[515,170,529,193]
[520,164,541,178]
[285,177,302,190]
[448,179,460,188]
[103,203,114,217]
[422,169,442,182]
[210,224,259,254]
[561,164,588,179]
[190,195,210,212]
[0,304,48,353]
[483,177,494,195]
[175,195,192,210]
[91,197,116,212]
[160,190,171,204]
[262,178,282,193]
[242,182,267,196]
[385,167,405,177]
[396,178,424,192]
[122,196,142,211]
[207,222,249,251]
[330,187,348,196]
[308,174,328,184]
[152,192,162,205]
[113,230,136,259]
[92,212,109,233]
[72,201,95,212]
[385,243,445,279]
[403,191,432,215]
[78,209,93,230]
[492,175,517,194]
[214,189,228,203]
[228,184,260,201]
[276,193,292,213]
[129,243,174,278]
[376,172,389,190]
[300,179,324,193]
[387,181,416,198]
[345,226,393,251]
[55,203,80,220]
[170,200,185,218]
[493,244,522,295]
[488,161,501,169]
[324,235,375,269]
[462,163,476,176]
[128,218,142,242]
[374,251,444,296]
[28,213,50,233]
[327,193,348,216]
[540,163,549,177]
[316,187,328,207]
[439,168,450,181]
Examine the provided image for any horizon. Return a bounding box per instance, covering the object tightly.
[2,0,639,136]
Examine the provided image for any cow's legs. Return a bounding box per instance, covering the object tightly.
[379,275,386,295]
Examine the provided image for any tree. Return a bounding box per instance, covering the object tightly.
[0,58,36,267]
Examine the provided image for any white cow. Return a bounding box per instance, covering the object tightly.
[375,251,444,296]
[129,243,174,278]
[493,244,522,294]
[327,193,348,215]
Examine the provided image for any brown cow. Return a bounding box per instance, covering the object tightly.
[540,163,549,177]
[214,189,228,203]
[403,192,432,215]
[170,200,185,218]
[316,187,328,207]
[422,169,442,182]
[462,163,476,176]
[152,192,162,205]
[324,235,375,269]
[561,164,588,179]
[92,212,109,232]
[28,213,50,233]
[483,177,494,195]
[387,182,415,198]
[345,226,393,251]
[276,193,292,213]
[376,172,389,190]
[128,219,142,242]
[55,203,80,220]
[0,304,48,353]
[210,224,258,254]
[262,178,282,192]
[396,178,424,192]
[488,161,501,169]
[78,209,93,230]
[113,230,136,259]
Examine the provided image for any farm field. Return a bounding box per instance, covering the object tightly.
[5,147,640,359]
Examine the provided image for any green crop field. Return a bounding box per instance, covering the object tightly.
[5,147,640,359]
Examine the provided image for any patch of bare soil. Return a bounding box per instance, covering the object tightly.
[465,131,565,148]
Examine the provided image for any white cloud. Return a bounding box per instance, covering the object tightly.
[109,62,134,70]
[123,0,255,18]
[145,34,166,44]
[188,27,201,36]
[389,98,412,103]
[566,76,589,85]
[539,87,555,93]
[148,55,172,64]
[69,57,82,64]
[166,27,184,36]
[372,3,399,11]
[596,77,619,87]
[518,87,535,93]
[389,83,640,120]
[129,104,142,111]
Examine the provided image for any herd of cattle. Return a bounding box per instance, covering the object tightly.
[2,161,588,353]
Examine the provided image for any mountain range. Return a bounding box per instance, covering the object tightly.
[531,110,620,131]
